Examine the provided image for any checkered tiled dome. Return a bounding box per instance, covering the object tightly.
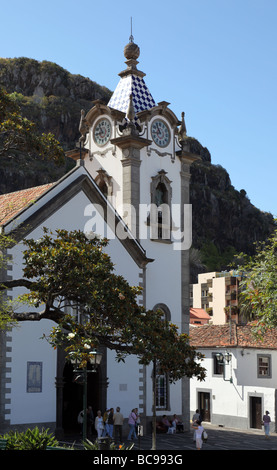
[108,74,156,114]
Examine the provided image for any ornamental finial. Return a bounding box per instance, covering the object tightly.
[178,111,187,142]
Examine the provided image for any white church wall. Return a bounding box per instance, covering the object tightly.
[5,239,58,426]
[143,239,183,418]
[106,351,141,419]
[7,320,56,425]
[6,188,144,427]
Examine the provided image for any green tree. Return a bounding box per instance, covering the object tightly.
[200,240,237,272]
[238,225,277,334]
[0,228,205,383]
[0,86,64,165]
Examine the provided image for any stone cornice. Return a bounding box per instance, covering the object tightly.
[111,134,152,150]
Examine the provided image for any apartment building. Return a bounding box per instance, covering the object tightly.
[190,271,241,325]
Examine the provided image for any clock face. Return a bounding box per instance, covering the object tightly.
[93,118,111,146]
[151,119,170,147]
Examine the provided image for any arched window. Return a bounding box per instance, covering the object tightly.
[153,303,171,321]
[155,182,167,206]
[150,170,172,241]
[94,169,113,200]
[98,180,108,197]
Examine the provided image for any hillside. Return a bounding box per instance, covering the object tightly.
[0,57,274,277]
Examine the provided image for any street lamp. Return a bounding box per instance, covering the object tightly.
[152,358,157,450]
[215,352,233,383]
[70,350,102,441]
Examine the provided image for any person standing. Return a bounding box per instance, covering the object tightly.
[192,409,202,424]
[263,411,271,438]
[107,407,114,438]
[135,408,140,433]
[95,410,105,438]
[127,409,137,440]
[192,420,204,450]
[103,408,110,436]
[192,409,202,441]
[77,409,84,435]
[114,406,124,443]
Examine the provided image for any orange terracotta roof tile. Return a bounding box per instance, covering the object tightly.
[190,308,210,320]
[0,183,54,226]
[189,323,277,350]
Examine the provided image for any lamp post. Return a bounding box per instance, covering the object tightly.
[151,358,157,450]
[70,350,102,441]
[215,352,233,383]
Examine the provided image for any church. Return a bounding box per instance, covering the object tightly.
[0,36,199,437]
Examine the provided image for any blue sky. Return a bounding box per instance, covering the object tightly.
[1,0,276,217]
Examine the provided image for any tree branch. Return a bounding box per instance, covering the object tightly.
[11,305,64,323]
[0,279,33,290]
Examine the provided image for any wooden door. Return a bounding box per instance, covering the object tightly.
[198,392,211,422]
[250,397,262,429]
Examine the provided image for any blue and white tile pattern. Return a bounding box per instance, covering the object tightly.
[108,74,156,114]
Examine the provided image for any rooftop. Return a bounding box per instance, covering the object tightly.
[190,307,210,325]
[190,307,211,320]
[0,183,54,226]
[189,323,277,350]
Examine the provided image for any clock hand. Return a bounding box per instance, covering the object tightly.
[99,125,106,138]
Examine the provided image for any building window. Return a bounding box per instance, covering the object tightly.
[213,353,224,375]
[95,169,113,200]
[27,362,43,393]
[153,304,171,410]
[150,170,172,241]
[98,180,108,197]
[153,303,171,322]
[156,371,168,409]
[257,355,271,378]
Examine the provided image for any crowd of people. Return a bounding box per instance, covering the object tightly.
[78,406,192,445]
[78,406,141,443]
[78,407,272,450]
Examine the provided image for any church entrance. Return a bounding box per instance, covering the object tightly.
[62,361,102,434]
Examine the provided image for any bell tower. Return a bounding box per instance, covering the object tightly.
[67,34,201,430]
[73,34,200,255]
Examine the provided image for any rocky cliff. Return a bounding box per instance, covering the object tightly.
[0,57,111,150]
[0,58,274,275]
[190,160,274,271]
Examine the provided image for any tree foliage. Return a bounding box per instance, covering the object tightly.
[0,228,206,383]
[0,86,64,165]
[200,240,237,272]
[238,225,277,334]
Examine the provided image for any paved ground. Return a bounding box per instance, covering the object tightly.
[62,423,277,451]
[132,424,277,451]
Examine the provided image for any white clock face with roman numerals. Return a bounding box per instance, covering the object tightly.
[93,118,111,146]
[151,119,170,147]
